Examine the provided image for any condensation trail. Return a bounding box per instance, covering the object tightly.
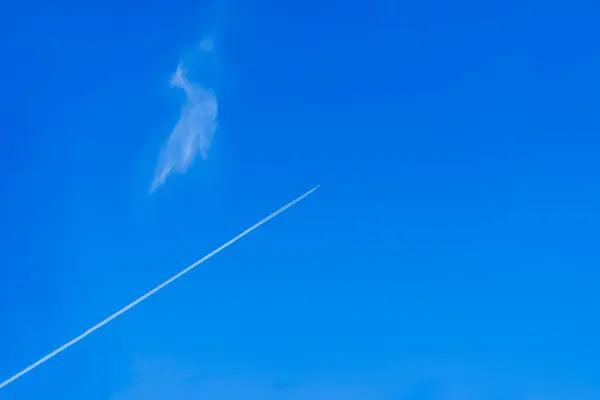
[0,185,319,390]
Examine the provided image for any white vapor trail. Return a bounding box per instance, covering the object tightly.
[0,185,319,390]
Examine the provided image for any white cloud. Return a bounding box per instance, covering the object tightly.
[150,42,217,192]
[110,360,388,400]
[113,380,387,400]
[110,359,600,400]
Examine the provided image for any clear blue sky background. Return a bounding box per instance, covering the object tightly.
[1,0,599,398]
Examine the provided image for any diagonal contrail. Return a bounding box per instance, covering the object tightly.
[0,185,319,390]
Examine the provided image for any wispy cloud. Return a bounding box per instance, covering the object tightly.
[111,358,600,400]
[150,38,217,192]
[110,360,388,400]
[113,379,387,400]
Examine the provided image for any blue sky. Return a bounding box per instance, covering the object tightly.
[1,0,600,398]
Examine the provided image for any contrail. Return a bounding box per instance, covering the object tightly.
[0,185,319,390]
